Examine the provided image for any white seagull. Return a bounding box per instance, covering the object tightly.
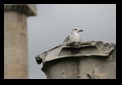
[63,28,83,43]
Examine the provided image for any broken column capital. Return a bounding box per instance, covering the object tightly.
[35,41,116,79]
[36,41,116,64]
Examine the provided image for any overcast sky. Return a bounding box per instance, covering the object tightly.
[27,4,116,79]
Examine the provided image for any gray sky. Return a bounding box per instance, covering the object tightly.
[27,4,116,79]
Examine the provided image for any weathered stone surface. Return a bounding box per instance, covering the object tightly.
[4,12,28,79]
[36,41,116,79]
[78,55,116,79]
[42,58,79,79]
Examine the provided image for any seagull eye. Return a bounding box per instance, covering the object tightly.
[74,29,77,30]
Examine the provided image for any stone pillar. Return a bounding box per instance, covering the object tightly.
[36,41,116,79]
[4,4,36,79]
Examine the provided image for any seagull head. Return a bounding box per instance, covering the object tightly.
[72,28,83,33]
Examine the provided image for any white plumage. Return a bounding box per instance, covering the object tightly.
[64,28,83,43]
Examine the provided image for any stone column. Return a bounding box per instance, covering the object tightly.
[4,4,37,79]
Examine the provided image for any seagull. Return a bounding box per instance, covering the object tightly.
[63,28,83,43]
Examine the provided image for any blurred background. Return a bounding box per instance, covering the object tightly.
[4,4,116,79]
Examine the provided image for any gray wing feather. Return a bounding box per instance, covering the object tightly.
[63,35,70,43]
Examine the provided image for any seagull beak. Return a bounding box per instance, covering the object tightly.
[78,30,83,32]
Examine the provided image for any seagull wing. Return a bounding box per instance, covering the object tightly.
[63,35,70,43]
